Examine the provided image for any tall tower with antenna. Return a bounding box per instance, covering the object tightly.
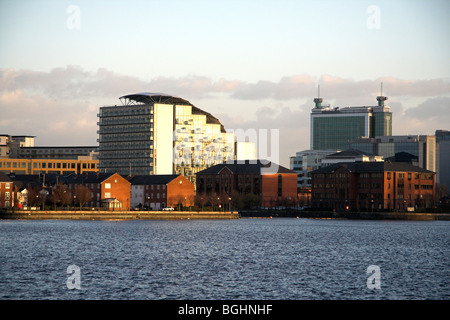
[313,85,323,108]
[376,82,388,107]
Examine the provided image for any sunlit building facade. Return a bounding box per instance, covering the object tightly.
[310,95,392,150]
[98,93,235,184]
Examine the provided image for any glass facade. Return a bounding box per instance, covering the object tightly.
[173,105,235,183]
[98,95,235,184]
[312,115,367,150]
[98,105,154,175]
[372,112,392,137]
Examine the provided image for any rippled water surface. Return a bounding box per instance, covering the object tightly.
[0,218,448,299]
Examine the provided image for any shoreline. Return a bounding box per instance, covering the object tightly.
[1,209,449,221]
[0,210,240,221]
[239,210,450,221]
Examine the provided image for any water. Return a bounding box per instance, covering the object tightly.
[0,218,448,300]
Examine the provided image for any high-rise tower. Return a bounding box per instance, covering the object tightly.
[98,93,235,183]
[310,90,392,150]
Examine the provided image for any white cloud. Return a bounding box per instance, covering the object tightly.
[1,66,448,165]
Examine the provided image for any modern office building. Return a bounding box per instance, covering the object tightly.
[98,93,235,184]
[290,149,337,188]
[350,135,436,173]
[310,94,392,150]
[0,158,98,175]
[17,146,98,160]
[436,130,450,188]
[321,148,384,166]
[0,135,35,158]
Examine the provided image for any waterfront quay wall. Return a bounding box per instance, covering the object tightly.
[1,210,240,220]
[239,210,450,221]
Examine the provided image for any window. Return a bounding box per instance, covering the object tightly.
[105,192,111,198]
[5,183,10,189]
[105,183,111,189]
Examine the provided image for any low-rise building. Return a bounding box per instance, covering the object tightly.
[196,160,298,208]
[311,162,435,211]
[0,172,14,208]
[128,174,195,210]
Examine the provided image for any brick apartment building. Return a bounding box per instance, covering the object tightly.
[0,172,14,208]
[128,174,195,210]
[311,162,435,211]
[63,172,131,210]
[195,160,298,208]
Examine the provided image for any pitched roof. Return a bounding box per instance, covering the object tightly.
[196,160,296,175]
[0,172,13,183]
[311,161,435,174]
[325,148,374,158]
[127,174,180,185]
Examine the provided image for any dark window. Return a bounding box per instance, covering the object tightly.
[278,175,282,197]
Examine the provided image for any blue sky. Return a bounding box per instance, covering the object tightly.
[1,0,449,167]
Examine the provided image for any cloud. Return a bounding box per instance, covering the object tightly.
[2,66,449,102]
[1,65,448,164]
[405,96,450,120]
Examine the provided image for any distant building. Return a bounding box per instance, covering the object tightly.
[195,160,298,208]
[290,149,337,188]
[0,158,98,175]
[0,135,35,158]
[310,94,392,150]
[98,93,235,184]
[311,162,435,211]
[321,148,384,166]
[235,141,257,161]
[128,174,195,210]
[17,146,98,160]
[350,135,436,173]
[436,130,450,189]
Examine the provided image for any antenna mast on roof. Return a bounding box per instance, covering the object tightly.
[314,84,323,108]
[376,82,388,107]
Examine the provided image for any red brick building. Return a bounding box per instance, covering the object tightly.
[311,162,435,211]
[0,172,14,208]
[195,160,298,208]
[101,173,131,210]
[128,174,195,210]
[64,172,131,210]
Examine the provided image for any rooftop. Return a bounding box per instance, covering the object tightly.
[127,174,181,185]
[117,92,226,133]
[196,160,296,175]
[311,161,435,174]
[325,148,374,159]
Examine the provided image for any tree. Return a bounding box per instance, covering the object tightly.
[27,186,40,208]
[195,193,208,210]
[52,183,71,210]
[207,192,221,210]
[73,185,92,210]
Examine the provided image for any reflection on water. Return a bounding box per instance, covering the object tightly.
[0,218,448,300]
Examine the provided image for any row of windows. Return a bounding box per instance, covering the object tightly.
[98,116,153,126]
[0,161,97,169]
[99,107,153,117]
[99,124,153,135]
[99,133,153,143]
[99,142,153,151]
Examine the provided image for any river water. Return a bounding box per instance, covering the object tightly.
[0,218,448,300]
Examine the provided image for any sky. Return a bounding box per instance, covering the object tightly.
[1,0,449,168]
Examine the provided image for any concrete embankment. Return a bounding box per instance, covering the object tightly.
[1,210,240,220]
[239,210,450,221]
